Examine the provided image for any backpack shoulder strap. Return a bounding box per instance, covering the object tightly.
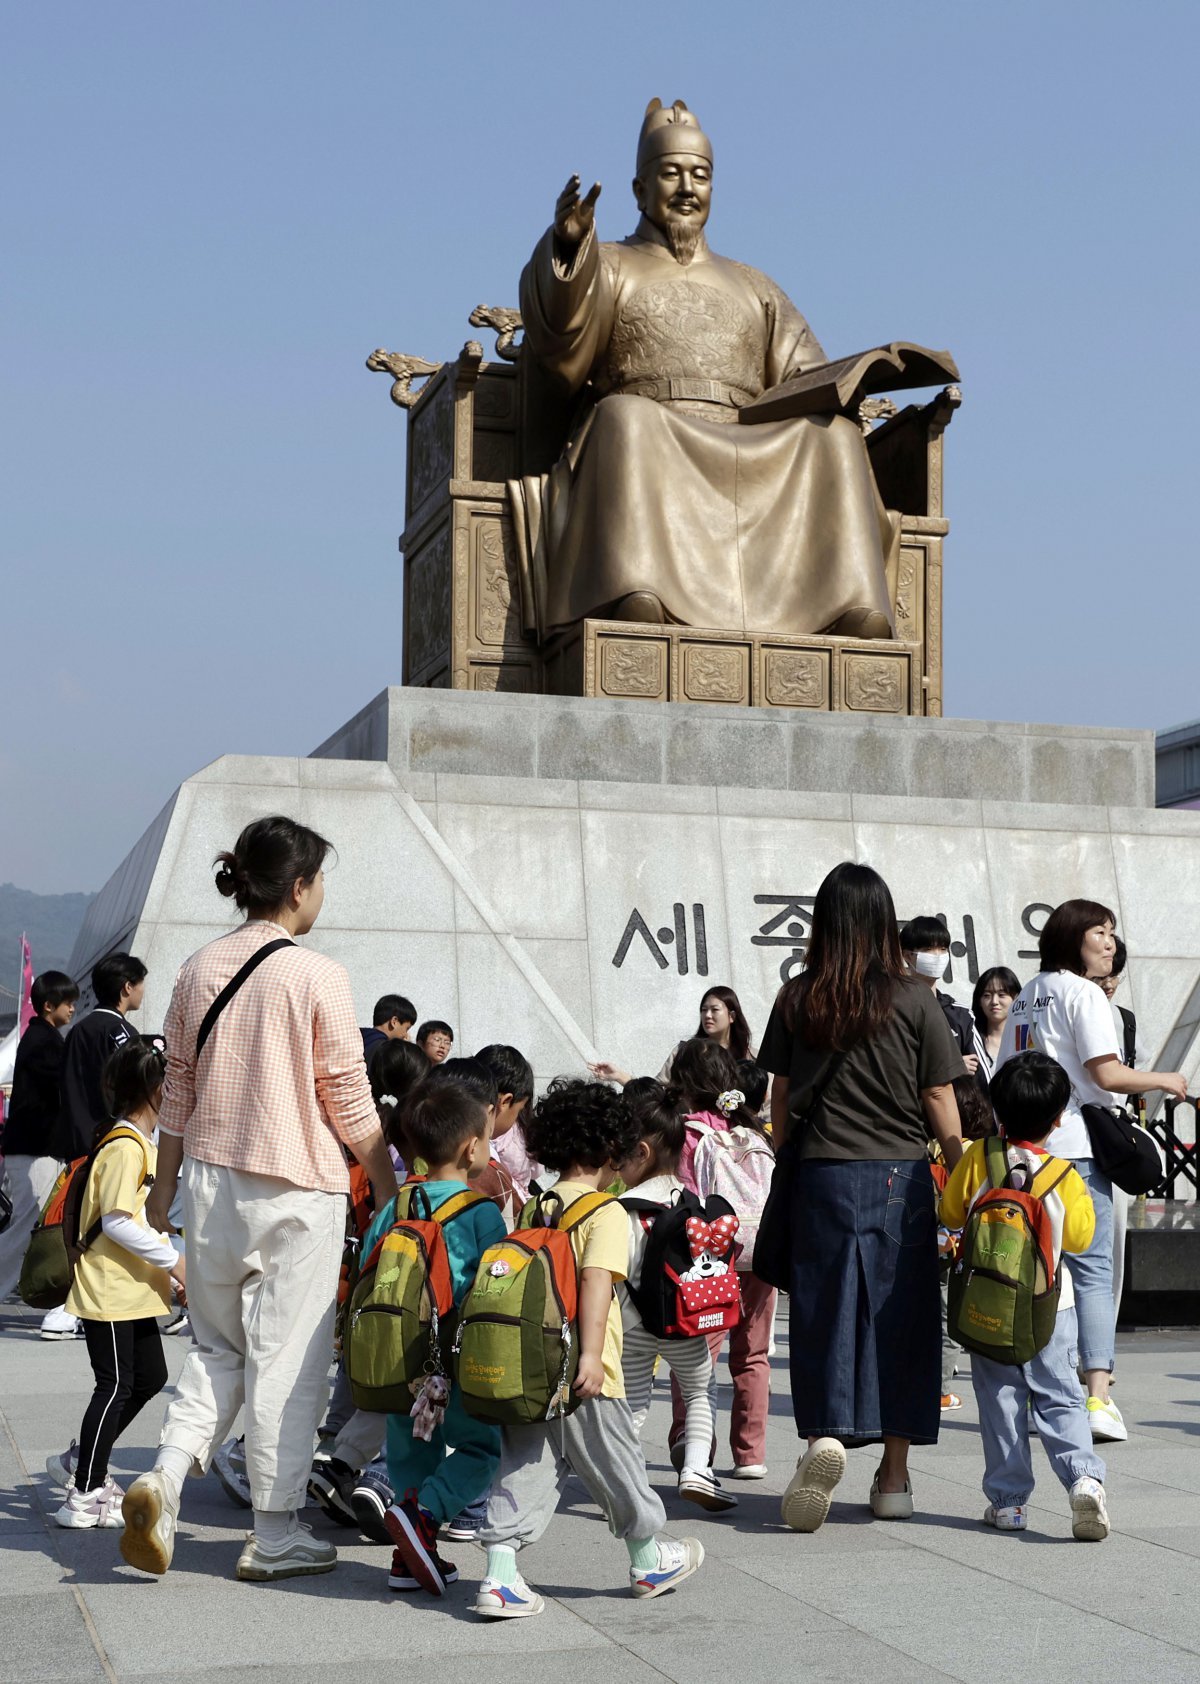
[196,937,295,1060]
[79,1126,154,1251]
[1029,1156,1072,1201]
[558,1191,615,1231]
[983,1133,1011,1192]
[1118,1005,1137,1067]
[433,1190,486,1227]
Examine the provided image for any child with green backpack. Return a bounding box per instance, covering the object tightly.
[470,1077,704,1619]
[939,1050,1110,1541]
[354,1080,506,1594]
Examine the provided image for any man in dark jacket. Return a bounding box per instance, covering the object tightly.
[0,970,79,1302]
[39,952,146,1338]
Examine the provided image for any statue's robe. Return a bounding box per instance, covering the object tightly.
[515,216,898,637]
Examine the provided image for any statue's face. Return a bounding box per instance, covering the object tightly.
[634,153,713,232]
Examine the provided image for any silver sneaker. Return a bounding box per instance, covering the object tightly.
[236,1521,337,1582]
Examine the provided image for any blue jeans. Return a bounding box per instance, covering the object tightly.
[972,1308,1105,1507]
[788,1158,941,1447]
[1063,1160,1115,1373]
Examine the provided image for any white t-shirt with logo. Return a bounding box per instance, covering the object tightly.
[995,969,1119,1158]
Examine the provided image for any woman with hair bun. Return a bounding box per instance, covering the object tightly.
[119,815,398,1586]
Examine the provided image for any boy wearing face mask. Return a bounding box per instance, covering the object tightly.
[901,918,978,1079]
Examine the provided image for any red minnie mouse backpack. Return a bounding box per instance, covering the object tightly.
[620,1188,742,1339]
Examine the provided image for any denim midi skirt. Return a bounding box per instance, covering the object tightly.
[787,1158,941,1447]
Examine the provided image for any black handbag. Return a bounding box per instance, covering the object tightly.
[752,1050,846,1290]
[1080,1102,1163,1196]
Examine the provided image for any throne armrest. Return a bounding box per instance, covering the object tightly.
[865,386,961,520]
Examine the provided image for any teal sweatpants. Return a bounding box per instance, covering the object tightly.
[385,1383,500,1526]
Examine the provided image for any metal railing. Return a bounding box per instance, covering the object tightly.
[1144,1096,1198,1201]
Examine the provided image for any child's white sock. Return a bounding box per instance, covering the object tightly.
[485,1544,518,1585]
[153,1445,193,1502]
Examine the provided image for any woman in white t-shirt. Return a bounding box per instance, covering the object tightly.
[995,900,1186,1445]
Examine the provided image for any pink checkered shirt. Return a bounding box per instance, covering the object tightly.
[159,920,378,1194]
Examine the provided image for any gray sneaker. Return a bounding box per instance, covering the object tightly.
[212,1437,252,1509]
[236,1521,337,1582]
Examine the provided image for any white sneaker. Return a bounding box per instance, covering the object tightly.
[781,1438,846,1533]
[678,1467,737,1511]
[236,1520,337,1581]
[730,1463,768,1480]
[983,1503,1027,1532]
[39,1310,82,1341]
[1069,1477,1110,1541]
[54,1480,124,1529]
[1086,1397,1128,1443]
[630,1536,704,1599]
[120,1470,181,1576]
[473,1571,545,1618]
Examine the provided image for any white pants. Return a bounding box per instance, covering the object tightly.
[160,1158,345,1511]
[0,1155,61,1300]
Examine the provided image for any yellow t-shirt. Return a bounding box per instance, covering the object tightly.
[553,1180,628,1400]
[66,1131,172,1321]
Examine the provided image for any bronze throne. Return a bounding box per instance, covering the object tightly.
[368,314,959,717]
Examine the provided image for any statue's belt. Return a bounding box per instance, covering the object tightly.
[612,378,756,409]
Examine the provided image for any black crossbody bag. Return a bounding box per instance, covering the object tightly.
[752,1048,847,1290]
[195,938,295,1059]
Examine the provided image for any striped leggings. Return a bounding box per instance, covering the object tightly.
[76,1318,167,1493]
[621,1320,717,1475]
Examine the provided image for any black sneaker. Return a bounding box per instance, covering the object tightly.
[350,1470,395,1544]
[307,1455,358,1527]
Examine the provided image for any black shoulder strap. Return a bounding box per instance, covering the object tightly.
[196,938,295,1060]
[1118,1006,1137,1068]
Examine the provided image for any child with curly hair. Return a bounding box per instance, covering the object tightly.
[473,1077,705,1619]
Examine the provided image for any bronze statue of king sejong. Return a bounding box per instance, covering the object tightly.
[514,98,903,642]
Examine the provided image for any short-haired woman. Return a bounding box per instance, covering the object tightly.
[119,816,398,1584]
[759,862,966,1531]
[995,900,1186,1444]
[971,966,1021,1088]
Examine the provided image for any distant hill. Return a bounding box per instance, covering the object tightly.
[0,882,97,990]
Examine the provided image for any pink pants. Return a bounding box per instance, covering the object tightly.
[669,1272,777,1468]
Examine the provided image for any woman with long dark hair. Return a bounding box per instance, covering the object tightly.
[759,861,965,1532]
[590,984,755,1087]
[970,966,1020,1087]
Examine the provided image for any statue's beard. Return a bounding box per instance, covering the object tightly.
[661,213,704,265]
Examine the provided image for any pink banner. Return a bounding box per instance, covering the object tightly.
[19,935,34,1036]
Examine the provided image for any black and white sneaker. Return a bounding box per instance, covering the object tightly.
[307,1455,358,1527]
[350,1469,395,1544]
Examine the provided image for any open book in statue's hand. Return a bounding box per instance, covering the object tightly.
[738,342,959,424]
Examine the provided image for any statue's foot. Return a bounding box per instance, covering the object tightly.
[612,591,666,624]
[829,607,893,640]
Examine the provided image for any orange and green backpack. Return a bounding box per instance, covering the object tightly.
[343,1179,484,1412]
[18,1126,151,1310]
[454,1187,614,1426]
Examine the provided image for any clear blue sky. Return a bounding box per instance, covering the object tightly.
[4,0,1197,893]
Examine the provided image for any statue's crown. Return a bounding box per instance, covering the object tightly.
[636,98,713,172]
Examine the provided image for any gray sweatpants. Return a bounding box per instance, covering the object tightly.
[481,1396,666,1550]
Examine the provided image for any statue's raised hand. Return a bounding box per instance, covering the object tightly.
[554,173,601,251]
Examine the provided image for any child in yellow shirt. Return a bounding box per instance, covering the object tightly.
[939,1050,1108,1540]
[49,1042,186,1529]
[473,1077,704,1619]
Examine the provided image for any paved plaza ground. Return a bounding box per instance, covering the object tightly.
[3,1300,1200,1684]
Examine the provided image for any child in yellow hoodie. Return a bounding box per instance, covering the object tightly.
[939,1049,1108,1541]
